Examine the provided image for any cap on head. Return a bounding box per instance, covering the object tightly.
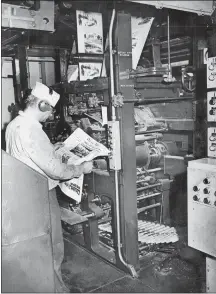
[31,82,60,107]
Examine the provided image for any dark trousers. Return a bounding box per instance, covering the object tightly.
[49,188,68,293]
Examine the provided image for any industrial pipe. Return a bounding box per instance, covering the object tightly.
[109,9,116,122]
[167,13,171,74]
[137,203,161,214]
[134,83,180,89]
[162,13,176,83]
[136,175,155,184]
[109,8,138,279]
[139,244,150,252]
[136,129,167,135]
[136,144,151,168]
[124,96,194,104]
[137,192,162,201]
[72,53,104,63]
[136,135,157,142]
[137,182,162,192]
[136,168,162,177]
[147,168,162,173]
[135,133,163,142]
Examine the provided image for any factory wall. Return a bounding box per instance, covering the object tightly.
[2,58,15,130]
[1,57,55,149]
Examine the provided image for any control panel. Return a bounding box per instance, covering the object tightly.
[208,127,216,158]
[107,121,122,170]
[191,173,216,206]
[207,91,216,122]
[207,57,216,89]
[2,1,54,32]
[188,158,216,257]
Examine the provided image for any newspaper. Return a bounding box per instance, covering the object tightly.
[56,128,110,203]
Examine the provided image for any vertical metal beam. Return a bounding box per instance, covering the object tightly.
[59,49,71,83]
[81,191,100,251]
[55,49,61,84]
[17,46,29,95]
[41,62,47,85]
[12,57,22,104]
[55,49,69,122]
[114,12,139,270]
[191,15,198,69]
[161,179,171,225]
[194,67,207,158]
[152,38,162,68]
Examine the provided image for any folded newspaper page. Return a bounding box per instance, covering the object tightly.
[56,128,110,203]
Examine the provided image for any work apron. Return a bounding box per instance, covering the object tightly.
[49,188,69,293]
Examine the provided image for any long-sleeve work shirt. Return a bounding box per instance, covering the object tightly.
[6,111,82,190]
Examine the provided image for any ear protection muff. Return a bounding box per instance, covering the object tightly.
[38,87,54,112]
[38,100,53,112]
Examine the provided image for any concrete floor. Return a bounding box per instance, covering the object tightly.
[61,227,206,293]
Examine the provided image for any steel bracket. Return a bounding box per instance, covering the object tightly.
[112,93,124,107]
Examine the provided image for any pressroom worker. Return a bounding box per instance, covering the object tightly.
[6,81,93,292]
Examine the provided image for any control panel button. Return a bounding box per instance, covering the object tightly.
[210,98,216,105]
[203,188,210,194]
[193,186,199,192]
[203,198,210,204]
[209,109,216,116]
[203,178,210,184]
[193,195,199,201]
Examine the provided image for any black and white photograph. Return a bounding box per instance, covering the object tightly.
[76,10,103,54]
[84,32,103,54]
[79,62,102,81]
[1,0,216,293]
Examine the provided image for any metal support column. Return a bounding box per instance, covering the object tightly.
[17,46,29,96]
[82,191,100,251]
[114,12,139,271]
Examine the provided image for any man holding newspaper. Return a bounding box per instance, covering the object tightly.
[5,82,93,293]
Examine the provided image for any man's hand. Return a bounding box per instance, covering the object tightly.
[54,142,64,151]
[82,161,93,174]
